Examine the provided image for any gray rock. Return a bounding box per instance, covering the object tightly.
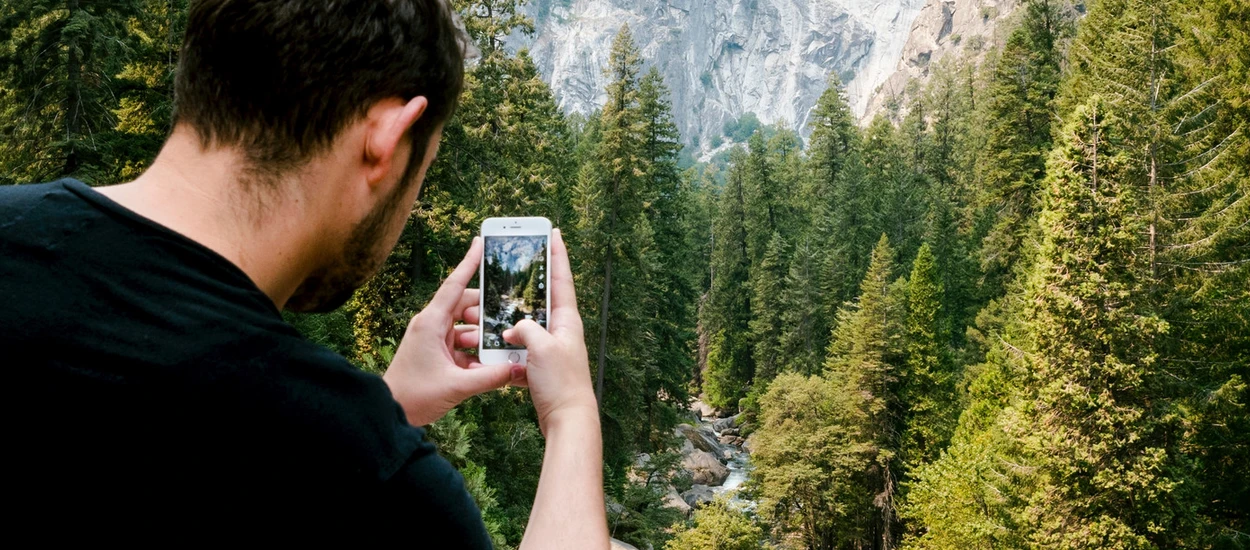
[712,414,738,432]
[721,427,740,437]
[677,423,722,454]
[718,434,737,446]
[607,500,626,517]
[681,484,715,509]
[683,450,730,486]
[634,453,651,470]
[680,438,696,456]
[663,485,693,516]
[732,436,745,446]
[611,538,640,550]
[691,399,719,419]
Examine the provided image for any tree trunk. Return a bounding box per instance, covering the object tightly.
[594,196,619,406]
[63,0,82,177]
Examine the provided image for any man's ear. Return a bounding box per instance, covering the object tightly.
[364,96,429,189]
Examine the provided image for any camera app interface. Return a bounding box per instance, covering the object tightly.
[482,235,548,350]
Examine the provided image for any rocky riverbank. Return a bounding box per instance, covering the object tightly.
[667,398,755,514]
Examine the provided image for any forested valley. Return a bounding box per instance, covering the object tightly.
[2,0,1247,548]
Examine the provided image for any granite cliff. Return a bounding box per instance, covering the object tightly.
[508,0,1018,147]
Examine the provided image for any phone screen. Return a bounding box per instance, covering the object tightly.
[482,235,548,350]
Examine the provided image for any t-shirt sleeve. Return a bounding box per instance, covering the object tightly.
[382,438,496,549]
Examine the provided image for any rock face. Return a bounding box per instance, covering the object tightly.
[683,449,731,485]
[510,0,926,149]
[861,0,1018,122]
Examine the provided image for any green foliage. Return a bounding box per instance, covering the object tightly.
[752,372,875,548]
[427,408,514,549]
[0,0,179,185]
[611,450,689,549]
[5,0,1248,546]
[722,111,760,143]
[666,497,765,550]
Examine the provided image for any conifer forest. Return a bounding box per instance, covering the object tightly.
[2,0,1247,548]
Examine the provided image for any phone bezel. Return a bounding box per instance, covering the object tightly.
[478,217,553,366]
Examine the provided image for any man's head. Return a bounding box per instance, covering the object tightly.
[172,0,468,312]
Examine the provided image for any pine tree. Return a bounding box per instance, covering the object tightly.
[1020,96,1191,548]
[975,0,1072,293]
[779,236,828,374]
[700,148,754,408]
[743,130,785,262]
[806,74,858,198]
[898,244,954,475]
[826,234,909,549]
[636,66,695,450]
[0,0,144,184]
[749,232,788,383]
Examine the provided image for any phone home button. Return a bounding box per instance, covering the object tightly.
[508,352,521,364]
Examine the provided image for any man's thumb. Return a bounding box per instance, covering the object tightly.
[503,319,547,348]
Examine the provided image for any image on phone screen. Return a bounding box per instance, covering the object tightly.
[482,235,548,350]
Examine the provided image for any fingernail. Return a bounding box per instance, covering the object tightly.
[511,366,525,381]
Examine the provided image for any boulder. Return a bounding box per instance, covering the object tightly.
[712,414,739,432]
[627,453,651,483]
[663,485,692,516]
[718,434,737,446]
[677,423,722,454]
[683,450,730,486]
[722,449,735,461]
[607,500,626,517]
[721,427,740,437]
[691,399,719,419]
[611,538,640,550]
[732,436,745,446]
[681,484,715,509]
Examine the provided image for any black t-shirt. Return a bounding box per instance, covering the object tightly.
[1,179,493,544]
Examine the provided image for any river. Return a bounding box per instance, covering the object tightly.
[700,414,755,510]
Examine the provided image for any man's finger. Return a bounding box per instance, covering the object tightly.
[454,289,480,322]
[427,237,483,315]
[461,306,480,326]
[455,326,480,349]
[549,229,580,333]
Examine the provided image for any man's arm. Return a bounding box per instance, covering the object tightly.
[504,229,609,550]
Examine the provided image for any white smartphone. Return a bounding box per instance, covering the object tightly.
[478,217,552,365]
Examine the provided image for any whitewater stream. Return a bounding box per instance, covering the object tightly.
[702,416,755,509]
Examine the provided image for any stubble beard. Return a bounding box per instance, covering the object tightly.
[284,175,415,314]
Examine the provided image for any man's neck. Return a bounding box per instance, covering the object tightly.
[97,130,328,309]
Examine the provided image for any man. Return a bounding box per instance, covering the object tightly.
[1,0,607,546]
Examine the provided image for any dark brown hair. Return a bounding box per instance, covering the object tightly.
[173,0,466,181]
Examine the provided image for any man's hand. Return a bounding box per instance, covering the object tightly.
[502,229,597,436]
[384,237,525,427]
[508,229,609,550]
